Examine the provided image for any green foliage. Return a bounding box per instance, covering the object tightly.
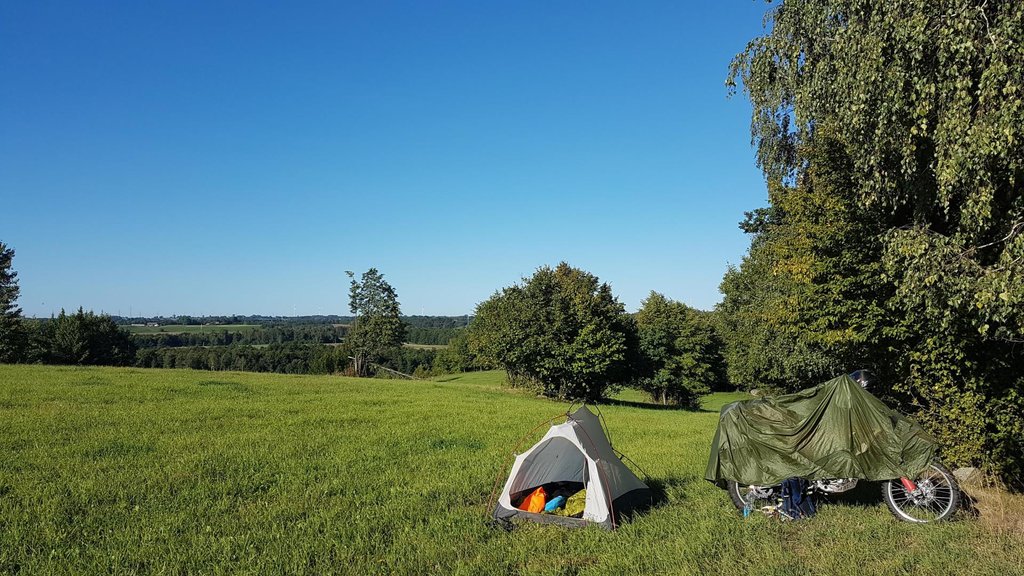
[346,268,406,377]
[116,315,354,327]
[717,135,890,392]
[401,315,472,329]
[403,326,462,345]
[33,308,136,366]
[882,228,1024,475]
[131,324,344,348]
[133,343,436,377]
[0,242,27,363]
[135,343,352,375]
[432,329,489,374]
[469,262,636,401]
[129,323,461,348]
[727,0,1024,478]
[376,346,439,378]
[635,292,726,408]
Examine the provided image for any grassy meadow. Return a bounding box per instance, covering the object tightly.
[0,365,1021,575]
[124,324,261,335]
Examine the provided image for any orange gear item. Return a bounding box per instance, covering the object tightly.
[518,486,546,513]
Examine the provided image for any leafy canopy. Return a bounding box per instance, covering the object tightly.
[635,292,726,409]
[345,268,406,377]
[726,0,1024,478]
[33,308,136,366]
[469,262,636,401]
[717,135,888,392]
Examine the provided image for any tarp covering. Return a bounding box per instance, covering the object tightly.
[705,375,938,486]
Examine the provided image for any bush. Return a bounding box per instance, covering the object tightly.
[468,263,637,401]
[635,292,727,409]
[32,308,136,366]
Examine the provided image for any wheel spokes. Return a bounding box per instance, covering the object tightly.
[889,465,956,521]
[742,485,776,507]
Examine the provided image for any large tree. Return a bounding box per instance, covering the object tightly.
[727,0,1023,478]
[345,268,406,377]
[33,308,136,366]
[0,241,27,363]
[635,292,726,408]
[718,135,891,392]
[469,262,637,401]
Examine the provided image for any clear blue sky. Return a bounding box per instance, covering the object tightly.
[1,1,770,317]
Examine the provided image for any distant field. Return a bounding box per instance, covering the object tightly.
[125,324,261,334]
[324,342,446,349]
[403,343,447,350]
[0,365,1021,575]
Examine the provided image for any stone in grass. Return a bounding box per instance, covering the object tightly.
[953,467,982,485]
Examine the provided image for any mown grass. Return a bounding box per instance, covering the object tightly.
[0,365,1021,575]
[124,324,260,334]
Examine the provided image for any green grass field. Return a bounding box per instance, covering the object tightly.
[125,324,261,334]
[402,343,448,350]
[1,365,1021,575]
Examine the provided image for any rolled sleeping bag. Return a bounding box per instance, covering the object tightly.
[543,495,566,512]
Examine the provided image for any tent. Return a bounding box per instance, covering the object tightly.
[705,374,938,487]
[492,405,651,529]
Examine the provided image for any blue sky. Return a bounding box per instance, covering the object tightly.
[1,1,770,317]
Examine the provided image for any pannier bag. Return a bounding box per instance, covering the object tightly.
[780,478,816,520]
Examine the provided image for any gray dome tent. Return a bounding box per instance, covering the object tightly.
[492,406,651,529]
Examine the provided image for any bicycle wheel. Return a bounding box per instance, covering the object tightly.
[727,480,779,513]
[882,461,960,523]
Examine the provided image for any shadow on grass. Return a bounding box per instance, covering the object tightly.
[613,474,691,526]
[959,488,981,518]
[820,479,978,520]
[600,397,715,413]
[646,474,690,507]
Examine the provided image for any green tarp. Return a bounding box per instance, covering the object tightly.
[705,375,938,486]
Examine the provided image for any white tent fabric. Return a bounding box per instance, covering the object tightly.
[493,406,650,529]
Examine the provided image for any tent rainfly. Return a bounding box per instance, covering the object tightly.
[492,405,651,529]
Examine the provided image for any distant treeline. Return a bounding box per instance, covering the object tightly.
[404,327,463,345]
[16,309,441,376]
[112,314,350,326]
[133,325,345,348]
[111,314,472,329]
[402,316,472,329]
[130,323,465,348]
[135,344,349,374]
[135,344,438,377]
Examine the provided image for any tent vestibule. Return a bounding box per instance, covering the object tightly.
[493,406,651,529]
